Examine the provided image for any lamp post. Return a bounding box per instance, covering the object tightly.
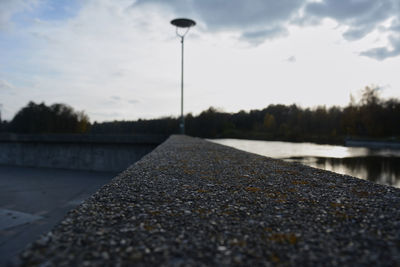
[171,18,196,135]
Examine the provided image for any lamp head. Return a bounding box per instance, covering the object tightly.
[171,18,196,28]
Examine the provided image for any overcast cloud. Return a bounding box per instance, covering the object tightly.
[134,0,304,29]
[134,0,400,60]
[0,0,36,30]
[304,0,400,60]
[1,0,400,121]
[2,0,400,60]
[134,0,305,44]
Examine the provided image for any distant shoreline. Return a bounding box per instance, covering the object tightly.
[345,139,400,149]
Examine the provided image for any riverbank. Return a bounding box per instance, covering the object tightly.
[21,135,400,266]
[345,138,400,149]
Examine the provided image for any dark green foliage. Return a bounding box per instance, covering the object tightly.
[7,102,90,134]
[91,117,179,135]
[90,87,400,144]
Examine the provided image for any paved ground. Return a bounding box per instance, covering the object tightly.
[21,136,400,266]
[0,165,115,266]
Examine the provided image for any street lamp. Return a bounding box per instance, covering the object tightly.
[171,18,196,135]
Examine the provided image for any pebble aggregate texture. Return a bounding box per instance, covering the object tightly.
[21,135,400,266]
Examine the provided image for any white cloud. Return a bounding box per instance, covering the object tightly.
[134,0,400,60]
[360,35,400,60]
[240,26,289,45]
[0,79,14,90]
[1,0,400,122]
[134,0,305,29]
[285,56,296,63]
[304,0,400,59]
[0,0,38,30]
[111,96,121,101]
[0,0,181,121]
[134,0,305,43]
[128,99,139,104]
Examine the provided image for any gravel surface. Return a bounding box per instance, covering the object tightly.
[20,135,400,266]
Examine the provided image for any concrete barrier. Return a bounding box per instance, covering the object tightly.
[0,134,166,172]
[20,135,400,266]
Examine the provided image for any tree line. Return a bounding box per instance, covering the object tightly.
[0,102,90,134]
[1,87,399,144]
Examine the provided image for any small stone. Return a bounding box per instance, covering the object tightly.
[217,246,227,252]
[102,252,110,260]
[21,250,31,259]
[83,261,91,266]
[130,252,143,260]
[233,254,243,263]
[36,235,51,246]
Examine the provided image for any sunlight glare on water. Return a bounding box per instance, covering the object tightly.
[211,139,370,159]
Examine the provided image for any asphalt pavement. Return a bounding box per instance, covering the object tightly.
[0,165,115,266]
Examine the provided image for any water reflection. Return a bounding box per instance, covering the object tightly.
[286,156,400,188]
[211,138,400,188]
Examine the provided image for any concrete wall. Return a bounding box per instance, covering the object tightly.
[0,134,166,172]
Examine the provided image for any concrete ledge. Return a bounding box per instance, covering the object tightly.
[21,135,400,266]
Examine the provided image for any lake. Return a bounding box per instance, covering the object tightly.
[210,139,400,188]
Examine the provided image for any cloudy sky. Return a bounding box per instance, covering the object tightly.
[1,0,399,122]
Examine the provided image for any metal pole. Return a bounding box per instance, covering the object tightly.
[180,35,185,134]
[171,18,195,135]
